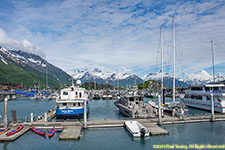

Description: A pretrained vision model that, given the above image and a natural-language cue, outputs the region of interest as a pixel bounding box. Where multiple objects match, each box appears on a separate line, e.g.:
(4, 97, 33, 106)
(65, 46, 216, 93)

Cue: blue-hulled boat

(55, 79, 89, 118)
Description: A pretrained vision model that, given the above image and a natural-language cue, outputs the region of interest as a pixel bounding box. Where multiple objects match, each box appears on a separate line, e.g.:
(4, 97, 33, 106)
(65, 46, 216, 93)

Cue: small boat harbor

(1, 80, 225, 142)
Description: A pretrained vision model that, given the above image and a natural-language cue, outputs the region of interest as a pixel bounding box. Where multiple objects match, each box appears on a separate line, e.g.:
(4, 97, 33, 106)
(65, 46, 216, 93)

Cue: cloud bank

(0, 0, 225, 76)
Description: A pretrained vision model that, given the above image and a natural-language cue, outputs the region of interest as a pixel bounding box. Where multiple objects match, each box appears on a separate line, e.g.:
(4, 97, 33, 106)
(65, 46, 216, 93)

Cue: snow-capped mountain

(0, 46, 71, 88)
(142, 72, 170, 81)
(0, 46, 47, 68)
(143, 72, 189, 88)
(185, 70, 225, 85)
(68, 68, 143, 87)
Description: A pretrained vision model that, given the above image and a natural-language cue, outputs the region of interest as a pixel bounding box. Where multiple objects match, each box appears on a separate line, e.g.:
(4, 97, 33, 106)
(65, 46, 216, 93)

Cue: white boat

(181, 84, 225, 113)
(114, 93, 156, 118)
(124, 121, 150, 137)
(56, 79, 89, 118)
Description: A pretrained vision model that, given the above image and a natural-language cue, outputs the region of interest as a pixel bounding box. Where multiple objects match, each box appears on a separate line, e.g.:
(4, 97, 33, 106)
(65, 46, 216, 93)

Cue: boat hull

(56, 106, 89, 118)
(181, 98, 225, 113)
(48, 127, 55, 137)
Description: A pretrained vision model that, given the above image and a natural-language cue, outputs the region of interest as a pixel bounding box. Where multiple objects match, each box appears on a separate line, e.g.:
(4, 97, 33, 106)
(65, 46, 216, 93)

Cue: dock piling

(31, 113, 33, 122)
(210, 93, 215, 122)
(84, 99, 87, 128)
(44, 113, 47, 122)
(158, 95, 161, 125)
(4, 98, 8, 128)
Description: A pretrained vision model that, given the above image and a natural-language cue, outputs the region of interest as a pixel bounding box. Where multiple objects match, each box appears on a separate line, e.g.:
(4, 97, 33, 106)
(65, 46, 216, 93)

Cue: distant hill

(0, 46, 71, 89)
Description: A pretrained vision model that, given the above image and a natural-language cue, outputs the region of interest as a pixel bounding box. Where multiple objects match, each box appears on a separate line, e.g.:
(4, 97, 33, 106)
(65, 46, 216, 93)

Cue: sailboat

(149, 16, 188, 117)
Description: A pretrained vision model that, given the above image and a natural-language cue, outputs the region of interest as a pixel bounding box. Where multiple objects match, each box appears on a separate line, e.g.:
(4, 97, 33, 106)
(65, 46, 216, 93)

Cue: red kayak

(6, 125, 24, 136)
(0, 128, 10, 135)
(48, 126, 55, 137)
(31, 126, 46, 136)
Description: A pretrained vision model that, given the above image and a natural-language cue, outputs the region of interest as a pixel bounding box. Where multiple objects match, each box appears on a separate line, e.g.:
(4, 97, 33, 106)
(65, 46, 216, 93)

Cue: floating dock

(59, 126, 82, 140)
(0, 126, 30, 141)
(142, 123, 168, 135)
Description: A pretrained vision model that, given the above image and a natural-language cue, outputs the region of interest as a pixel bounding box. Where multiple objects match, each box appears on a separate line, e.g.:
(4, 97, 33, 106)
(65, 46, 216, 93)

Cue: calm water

(0, 97, 224, 150)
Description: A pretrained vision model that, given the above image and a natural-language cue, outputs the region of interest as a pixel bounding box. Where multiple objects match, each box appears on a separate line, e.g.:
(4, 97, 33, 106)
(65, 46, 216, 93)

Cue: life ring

(148, 105, 152, 108)
(75, 95, 78, 98)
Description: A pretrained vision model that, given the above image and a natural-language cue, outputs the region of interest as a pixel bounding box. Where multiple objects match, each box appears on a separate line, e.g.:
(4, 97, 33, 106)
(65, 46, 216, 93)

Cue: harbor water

(0, 97, 224, 150)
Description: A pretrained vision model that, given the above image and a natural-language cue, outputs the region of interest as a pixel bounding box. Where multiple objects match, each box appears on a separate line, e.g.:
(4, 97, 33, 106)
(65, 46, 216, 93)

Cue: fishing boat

(0, 128, 10, 135)
(6, 125, 24, 136)
(48, 126, 55, 137)
(56, 79, 89, 118)
(31, 126, 46, 136)
(114, 92, 156, 118)
(125, 121, 149, 137)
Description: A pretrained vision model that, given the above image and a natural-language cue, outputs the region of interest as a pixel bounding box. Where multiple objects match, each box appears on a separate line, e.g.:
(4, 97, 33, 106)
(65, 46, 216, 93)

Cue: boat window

(63, 103, 67, 106)
(205, 87, 210, 91)
(78, 103, 80, 106)
(129, 98, 134, 101)
(191, 95, 202, 100)
(75, 92, 78, 95)
(207, 96, 211, 100)
(139, 97, 143, 101)
(184, 95, 191, 98)
(63, 92, 68, 95)
(191, 87, 202, 91)
(79, 92, 82, 98)
(73, 103, 76, 106)
(213, 87, 219, 91)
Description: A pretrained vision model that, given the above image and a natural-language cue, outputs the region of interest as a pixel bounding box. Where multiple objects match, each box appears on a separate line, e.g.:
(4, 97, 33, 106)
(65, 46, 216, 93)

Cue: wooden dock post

(4, 98, 8, 128)
(210, 93, 215, 122)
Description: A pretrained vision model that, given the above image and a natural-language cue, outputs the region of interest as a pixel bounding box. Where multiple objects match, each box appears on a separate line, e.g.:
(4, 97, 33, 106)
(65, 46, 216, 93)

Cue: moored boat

(181, 84, 225, 113)
(31, 126, 46, 136)
(6, 125, 24, 136)
(0, 128, 10, 135)
(48, 126, 55, 137)
(56, 79, 89, 118)
(125, 121, 149, 137)
(114, 93, 156, 118)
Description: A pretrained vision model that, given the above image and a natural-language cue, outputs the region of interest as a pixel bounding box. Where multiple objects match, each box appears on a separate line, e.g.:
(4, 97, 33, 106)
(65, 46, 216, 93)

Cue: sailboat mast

(160, 25, 164, 101)
(211, 40, 215, 83)
(172, 16, 176, 102)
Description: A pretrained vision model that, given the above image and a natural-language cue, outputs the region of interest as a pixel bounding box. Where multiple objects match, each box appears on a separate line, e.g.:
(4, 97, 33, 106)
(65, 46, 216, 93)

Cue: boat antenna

(211, 40, 215, 83)
(172, 16, 176, 103)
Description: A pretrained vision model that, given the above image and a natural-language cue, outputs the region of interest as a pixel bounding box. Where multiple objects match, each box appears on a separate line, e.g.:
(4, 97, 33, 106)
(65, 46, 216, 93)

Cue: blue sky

(0, 0, 225, 77)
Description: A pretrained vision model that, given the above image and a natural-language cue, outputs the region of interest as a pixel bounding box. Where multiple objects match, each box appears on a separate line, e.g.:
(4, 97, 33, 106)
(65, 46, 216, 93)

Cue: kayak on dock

(48, 126, 55, 137)
(0, 128, 10, 135)
(31, 126, 46, 136)
(6, 125, 24, 136)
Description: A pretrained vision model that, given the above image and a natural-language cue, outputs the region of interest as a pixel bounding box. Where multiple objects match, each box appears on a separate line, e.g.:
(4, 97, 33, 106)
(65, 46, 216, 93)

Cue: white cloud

(0, 28, 44, 57)
(0, 0, 225, 76)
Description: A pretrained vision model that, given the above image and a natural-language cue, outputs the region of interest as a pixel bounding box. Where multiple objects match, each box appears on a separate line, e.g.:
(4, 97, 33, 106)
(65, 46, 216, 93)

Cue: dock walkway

(0, 126, 30, 141)
(59, 126, 82, 140)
